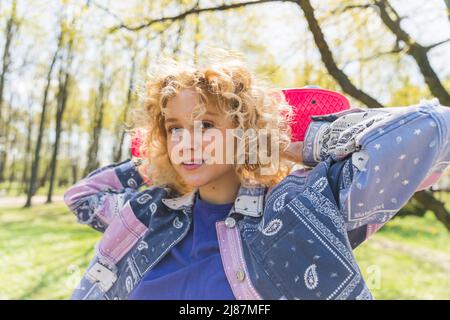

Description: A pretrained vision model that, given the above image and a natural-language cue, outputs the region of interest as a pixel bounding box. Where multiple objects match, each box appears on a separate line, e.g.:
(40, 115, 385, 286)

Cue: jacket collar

(161, 189, 198, 210)
(161, 184, 267, 217)
(232, 183, 266, 217)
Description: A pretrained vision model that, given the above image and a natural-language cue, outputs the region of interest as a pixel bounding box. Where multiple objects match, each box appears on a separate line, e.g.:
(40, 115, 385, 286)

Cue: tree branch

(329, 3, 374, 15)
(414, 190, 450, 232)
(373, 0, 450, 106)
(89, 0, 124, 25)
(109, 0, 295, 32)
(341, 46, 405, 69)
(425, 38, 450, 51)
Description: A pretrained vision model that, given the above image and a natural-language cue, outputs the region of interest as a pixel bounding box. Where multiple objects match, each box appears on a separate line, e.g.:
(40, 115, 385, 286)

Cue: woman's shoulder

(263, 166, 313, 211)
(106, 185, 178, 231)
(128, 184, 175, 208)
(268, 165, 312, 193)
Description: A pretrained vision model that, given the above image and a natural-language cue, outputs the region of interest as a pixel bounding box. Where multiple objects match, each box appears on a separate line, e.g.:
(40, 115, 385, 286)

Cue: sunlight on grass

(355, 212, 450, 299)
(0, 202, 449, 299)
(0, 202, 100, 299)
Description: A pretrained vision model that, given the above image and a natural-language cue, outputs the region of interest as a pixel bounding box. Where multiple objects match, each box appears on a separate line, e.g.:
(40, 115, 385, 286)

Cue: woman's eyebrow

(164, 117, 179, 124)
(204, 111, 219, 117)
(164, 111, 219, 125)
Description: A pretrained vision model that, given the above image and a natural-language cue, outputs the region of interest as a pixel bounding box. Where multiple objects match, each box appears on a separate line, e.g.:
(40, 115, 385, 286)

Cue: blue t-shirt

(129, 193, 235, 300)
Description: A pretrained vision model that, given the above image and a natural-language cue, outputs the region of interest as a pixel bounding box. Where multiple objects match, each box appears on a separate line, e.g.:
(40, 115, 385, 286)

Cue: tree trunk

(113, 50, 136, 163)
(0, 96, 13, 182)
(6, 133, 17, 194)
(38, 160, 51, 189)
(46, 75, 69, 203)
(445, 0, 450, 23)
(0, 0, 16, 125)
(24, 30, 62, 208)
(6, 153, 16, 194)
(0, 1, 17, 182)
(83, 80, 106, 176)
(21, 103, 34, 194)
(414, 190, 450, 232)
(295, 0, 385, 108)
(47, 38, 73, 203)
(113, 131, 127, 163)
(71, 159, 78, 185)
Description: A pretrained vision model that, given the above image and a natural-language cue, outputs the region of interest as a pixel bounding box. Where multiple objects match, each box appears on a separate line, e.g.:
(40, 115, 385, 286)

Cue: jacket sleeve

(318, 99, 450, 247)
(63, 158, 147, 232)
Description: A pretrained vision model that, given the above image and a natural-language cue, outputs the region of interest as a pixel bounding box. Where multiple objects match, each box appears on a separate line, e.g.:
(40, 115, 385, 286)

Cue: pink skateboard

(282, 87, 350, 142)
(131, 87, 351, 158)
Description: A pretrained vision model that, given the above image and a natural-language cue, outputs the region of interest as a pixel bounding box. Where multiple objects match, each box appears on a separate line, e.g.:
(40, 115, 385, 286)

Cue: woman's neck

(198, 171, 240, 205)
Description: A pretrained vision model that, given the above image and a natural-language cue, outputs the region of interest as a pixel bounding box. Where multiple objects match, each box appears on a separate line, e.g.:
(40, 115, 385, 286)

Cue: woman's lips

(181, 160, 204, 171)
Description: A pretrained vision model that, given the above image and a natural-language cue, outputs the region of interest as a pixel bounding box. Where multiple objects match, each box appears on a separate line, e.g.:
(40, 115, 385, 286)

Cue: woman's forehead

(164, 89, 220, 119)
(165, 88, 199, 110)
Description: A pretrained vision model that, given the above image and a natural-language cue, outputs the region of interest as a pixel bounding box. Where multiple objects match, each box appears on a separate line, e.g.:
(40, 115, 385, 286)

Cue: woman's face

(164, 88, 238, 188)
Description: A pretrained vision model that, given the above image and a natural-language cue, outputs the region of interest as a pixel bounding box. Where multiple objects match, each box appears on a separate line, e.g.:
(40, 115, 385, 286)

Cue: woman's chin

(177, 171, 211, 188)
(183, 178, 210, 188)
(174, 163, 236, 189)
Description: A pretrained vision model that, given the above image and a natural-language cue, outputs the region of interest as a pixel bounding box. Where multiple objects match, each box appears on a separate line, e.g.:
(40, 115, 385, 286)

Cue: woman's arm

(305, 99, 450, 247)
(63, 158, 151, 232)
(283, 141, 304, 163)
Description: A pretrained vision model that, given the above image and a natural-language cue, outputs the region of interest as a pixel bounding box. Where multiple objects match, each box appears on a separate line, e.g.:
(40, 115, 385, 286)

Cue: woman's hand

(283, 141, 304, 164)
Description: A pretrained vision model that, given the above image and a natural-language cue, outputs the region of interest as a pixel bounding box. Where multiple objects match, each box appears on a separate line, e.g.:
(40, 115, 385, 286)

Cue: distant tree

(24, 25, 63, 207)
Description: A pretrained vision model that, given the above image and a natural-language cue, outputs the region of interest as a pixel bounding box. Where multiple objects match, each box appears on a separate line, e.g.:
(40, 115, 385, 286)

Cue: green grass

(354, 212, 450, 299)
(0, 202, 100, 300)
(0, 181, 68, 197)
(0, 202, 449, 300)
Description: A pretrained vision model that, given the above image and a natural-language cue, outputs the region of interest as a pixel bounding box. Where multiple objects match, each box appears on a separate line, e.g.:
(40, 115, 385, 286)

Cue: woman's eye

(201, 121, 214, 130)
(167, 127, 182, 134)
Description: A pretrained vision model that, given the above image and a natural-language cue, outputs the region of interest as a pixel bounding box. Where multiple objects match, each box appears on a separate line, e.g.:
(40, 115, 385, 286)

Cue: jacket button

(225, 217, 236, 228)
(236, 269, 246, 282)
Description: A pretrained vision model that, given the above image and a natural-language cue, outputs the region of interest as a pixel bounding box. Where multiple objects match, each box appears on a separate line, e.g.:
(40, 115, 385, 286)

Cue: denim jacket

(64, 99, 450, 300)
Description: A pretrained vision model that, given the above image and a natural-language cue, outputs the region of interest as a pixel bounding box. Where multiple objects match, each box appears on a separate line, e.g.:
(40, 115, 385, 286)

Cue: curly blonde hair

(129, 50, 294, 195)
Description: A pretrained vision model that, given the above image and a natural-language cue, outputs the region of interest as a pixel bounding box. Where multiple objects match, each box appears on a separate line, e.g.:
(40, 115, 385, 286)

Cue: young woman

(64, 52, 450, 300)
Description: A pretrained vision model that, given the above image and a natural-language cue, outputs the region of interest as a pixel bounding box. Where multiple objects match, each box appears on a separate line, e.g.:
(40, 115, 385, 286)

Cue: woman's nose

(180, 128, 203, 151)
